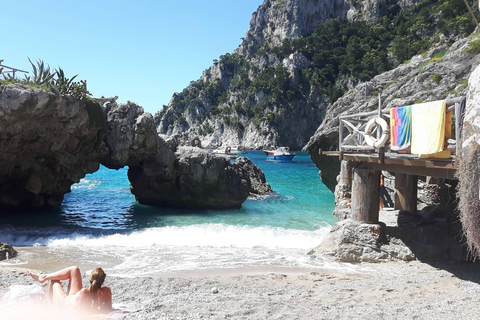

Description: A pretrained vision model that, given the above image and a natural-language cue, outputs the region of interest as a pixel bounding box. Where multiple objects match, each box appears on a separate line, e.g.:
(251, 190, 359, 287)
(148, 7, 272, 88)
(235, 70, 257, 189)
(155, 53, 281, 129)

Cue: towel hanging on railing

(390, 105, 412, 151)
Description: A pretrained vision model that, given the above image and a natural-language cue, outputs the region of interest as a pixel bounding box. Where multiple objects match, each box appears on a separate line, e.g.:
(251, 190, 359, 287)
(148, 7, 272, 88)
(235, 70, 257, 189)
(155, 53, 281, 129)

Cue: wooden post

(394, 173, 417, 212)
(351, 167, 380, 223)
(339, 118, 344, 152)
(339, 160, 353, 185)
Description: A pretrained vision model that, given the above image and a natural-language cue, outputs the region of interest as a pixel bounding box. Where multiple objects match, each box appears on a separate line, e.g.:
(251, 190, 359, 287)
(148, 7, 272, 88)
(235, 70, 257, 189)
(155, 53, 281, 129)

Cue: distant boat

(211, 146, 238, 160)
(263, 147, 296, 161)
(230, 146, 246, 154)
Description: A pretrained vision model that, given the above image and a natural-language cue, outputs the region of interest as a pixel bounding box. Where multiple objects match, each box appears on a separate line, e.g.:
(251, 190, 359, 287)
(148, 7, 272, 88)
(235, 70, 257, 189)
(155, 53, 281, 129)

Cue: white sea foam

(70, 178, 101, 190)
(3, 224, 363, 277)
(47, 223, 331, 249)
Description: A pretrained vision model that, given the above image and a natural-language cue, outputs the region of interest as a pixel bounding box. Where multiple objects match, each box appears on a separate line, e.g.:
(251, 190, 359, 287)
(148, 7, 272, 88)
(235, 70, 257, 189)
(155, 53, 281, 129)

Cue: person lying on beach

(29, 266, 112, 314)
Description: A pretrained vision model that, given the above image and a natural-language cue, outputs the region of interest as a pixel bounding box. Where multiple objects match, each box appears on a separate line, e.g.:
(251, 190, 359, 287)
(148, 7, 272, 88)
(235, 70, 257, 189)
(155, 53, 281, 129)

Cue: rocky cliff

(306, 34, 480, 190)
(305, 31, 480, 263)
(155, 0, 473, 150)
(457, 63, 480, 258)
(0, 84, 106, 211)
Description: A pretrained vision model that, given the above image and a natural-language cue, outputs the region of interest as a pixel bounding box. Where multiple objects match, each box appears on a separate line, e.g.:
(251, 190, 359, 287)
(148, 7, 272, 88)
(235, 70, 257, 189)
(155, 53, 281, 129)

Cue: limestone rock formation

(310, 212, 466, 262)
(306, 35, 480, 189)
(457, 63, 480, 258)
(100, 102, 269, 210)
(0, 83, 106, 211)
(309, 219, 416, 262)
(235, 0, 421, 57)
(128, 147, 252, 209)
(102, 102, 158, 169)
(156, 0, 431, 150)
(235, 157, 272, 194)
(0, 84, 271, 212)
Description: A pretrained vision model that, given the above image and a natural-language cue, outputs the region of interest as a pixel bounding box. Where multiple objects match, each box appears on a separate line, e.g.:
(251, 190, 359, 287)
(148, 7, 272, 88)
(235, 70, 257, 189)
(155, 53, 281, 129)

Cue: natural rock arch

(0, 84, 270, 213)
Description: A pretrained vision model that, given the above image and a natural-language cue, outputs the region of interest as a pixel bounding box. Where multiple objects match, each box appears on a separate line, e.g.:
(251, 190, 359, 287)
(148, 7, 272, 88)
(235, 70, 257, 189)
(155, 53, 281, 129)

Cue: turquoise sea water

(1, 151, 344, 276)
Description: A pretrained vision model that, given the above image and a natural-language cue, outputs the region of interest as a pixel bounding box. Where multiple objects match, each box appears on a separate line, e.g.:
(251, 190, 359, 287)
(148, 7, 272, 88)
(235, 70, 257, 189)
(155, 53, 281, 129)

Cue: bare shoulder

(78, 288, 90, 295)
(100, 286, 111, 293)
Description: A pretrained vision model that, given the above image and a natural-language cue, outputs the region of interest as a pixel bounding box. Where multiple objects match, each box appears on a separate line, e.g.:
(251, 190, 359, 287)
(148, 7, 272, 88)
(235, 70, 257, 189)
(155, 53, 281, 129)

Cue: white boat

(211, 147, 238, 160)
(263, 147, 296, 161)
(230, 146, 246, 154)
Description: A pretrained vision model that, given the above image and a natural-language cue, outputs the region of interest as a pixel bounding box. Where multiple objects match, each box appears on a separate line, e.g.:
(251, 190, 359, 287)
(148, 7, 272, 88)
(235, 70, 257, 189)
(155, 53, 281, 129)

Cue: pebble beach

(2, 260, 480, 319)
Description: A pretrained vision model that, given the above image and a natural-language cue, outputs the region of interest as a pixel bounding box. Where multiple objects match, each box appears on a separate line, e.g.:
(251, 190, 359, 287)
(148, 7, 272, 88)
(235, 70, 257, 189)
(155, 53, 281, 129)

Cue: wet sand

(2, 260, 480, 319)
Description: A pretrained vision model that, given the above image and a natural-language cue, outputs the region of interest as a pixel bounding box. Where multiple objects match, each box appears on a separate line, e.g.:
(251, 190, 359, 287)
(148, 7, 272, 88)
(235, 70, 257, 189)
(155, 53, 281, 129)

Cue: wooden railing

(0, 64, 28, 79)
(338, 97, 465, 157)
(339, 109, 390, 153)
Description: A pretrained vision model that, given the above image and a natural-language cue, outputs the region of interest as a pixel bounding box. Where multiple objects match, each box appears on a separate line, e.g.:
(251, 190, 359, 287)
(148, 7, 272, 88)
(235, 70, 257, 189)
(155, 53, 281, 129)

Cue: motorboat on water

(263, 147, 296, 161)
(211, 146, 238, 160)
(229, 146, 247, 154)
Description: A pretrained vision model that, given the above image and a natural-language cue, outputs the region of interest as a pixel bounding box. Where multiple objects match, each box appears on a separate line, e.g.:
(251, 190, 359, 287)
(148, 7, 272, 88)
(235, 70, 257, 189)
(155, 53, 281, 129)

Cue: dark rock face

(102, 102, 158, 169)
(0, 85, 272, 212)
(129, 147, 252, 209)
(235, 157, 272, 195)
(0, 84, 106, 211)
(102, 103, 271, 209)
(0, 242, 17, 261)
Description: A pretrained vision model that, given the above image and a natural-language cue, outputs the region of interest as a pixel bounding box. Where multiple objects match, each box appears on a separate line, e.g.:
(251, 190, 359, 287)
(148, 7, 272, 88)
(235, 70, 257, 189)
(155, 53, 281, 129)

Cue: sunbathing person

(29, 266, 112, 314)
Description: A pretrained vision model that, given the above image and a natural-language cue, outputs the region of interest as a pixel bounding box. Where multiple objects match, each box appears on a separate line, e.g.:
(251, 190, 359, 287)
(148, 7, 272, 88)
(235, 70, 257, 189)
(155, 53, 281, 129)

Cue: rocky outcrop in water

(129, 147, 253, 209)
(0, 83, 106, 211)
(235, 157, 272, 195)
(0, 85, 271, 212)
(102, 102, 271, 209)
(102, 102, 158, 169)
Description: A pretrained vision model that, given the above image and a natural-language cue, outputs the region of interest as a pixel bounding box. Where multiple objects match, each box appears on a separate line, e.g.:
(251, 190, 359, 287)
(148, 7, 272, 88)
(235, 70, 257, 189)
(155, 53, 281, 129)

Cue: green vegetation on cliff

(0, 58, 91, 100)
(157, 0, 478, 140)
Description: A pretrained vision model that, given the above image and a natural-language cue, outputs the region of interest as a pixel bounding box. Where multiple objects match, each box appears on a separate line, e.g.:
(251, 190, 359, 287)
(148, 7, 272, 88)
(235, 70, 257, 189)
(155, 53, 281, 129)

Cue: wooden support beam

(351, 168, 380, 223)
(395, 173, 418, 212)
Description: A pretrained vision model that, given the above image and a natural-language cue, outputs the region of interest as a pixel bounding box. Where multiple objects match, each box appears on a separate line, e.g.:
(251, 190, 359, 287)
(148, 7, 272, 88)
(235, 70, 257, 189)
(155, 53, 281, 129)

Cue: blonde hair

(89, 268, 106, 304)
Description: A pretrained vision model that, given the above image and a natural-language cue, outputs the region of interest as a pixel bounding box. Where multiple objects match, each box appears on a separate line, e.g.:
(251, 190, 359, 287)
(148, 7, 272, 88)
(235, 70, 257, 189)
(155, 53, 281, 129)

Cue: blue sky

(1, 0, 262, 114)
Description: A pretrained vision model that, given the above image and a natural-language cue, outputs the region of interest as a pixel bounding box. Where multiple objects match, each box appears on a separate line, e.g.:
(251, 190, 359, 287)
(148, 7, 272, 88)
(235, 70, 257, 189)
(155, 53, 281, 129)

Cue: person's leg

(49, 280, 67, 305)
(30, 266, 83, 295)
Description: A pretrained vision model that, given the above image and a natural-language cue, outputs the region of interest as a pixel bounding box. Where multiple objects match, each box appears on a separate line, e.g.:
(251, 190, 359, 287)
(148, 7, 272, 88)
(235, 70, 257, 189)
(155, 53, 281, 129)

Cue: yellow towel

(411, 100, 446, 156)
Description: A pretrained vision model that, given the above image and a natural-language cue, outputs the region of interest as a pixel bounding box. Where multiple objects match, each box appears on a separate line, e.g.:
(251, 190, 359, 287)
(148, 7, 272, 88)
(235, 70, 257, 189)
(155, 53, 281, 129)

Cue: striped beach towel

(390, 105, 412, 151)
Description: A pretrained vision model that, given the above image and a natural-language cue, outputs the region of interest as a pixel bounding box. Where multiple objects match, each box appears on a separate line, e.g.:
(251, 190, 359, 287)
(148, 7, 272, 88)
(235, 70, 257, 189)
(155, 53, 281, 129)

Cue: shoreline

(2, 260, 480, 319)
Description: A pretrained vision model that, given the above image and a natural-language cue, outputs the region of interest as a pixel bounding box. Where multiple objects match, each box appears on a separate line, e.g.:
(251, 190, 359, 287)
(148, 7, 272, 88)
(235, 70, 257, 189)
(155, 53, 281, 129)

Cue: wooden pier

(326, 97, 463, 224)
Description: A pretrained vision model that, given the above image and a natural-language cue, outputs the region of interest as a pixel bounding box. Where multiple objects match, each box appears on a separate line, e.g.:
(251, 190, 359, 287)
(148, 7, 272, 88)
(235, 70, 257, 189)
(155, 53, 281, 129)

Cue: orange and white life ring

(364, 117, 389, 149)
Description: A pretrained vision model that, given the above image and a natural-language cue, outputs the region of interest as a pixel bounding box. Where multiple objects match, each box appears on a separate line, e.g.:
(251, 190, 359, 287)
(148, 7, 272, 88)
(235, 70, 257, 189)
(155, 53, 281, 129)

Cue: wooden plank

(322, 151, 340, 156)
(0, 64, 28, 73)
(368, 162, 456, 180)
(325, 152, 457, 179)
(342, 145, 375, 151)
(340, 110, 390, 120)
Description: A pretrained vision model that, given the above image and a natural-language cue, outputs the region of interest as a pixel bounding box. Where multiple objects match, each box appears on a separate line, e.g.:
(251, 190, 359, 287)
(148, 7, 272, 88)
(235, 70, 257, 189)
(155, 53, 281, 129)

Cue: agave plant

(55, 67, 78, 94)
(27, 58, 56, 85)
